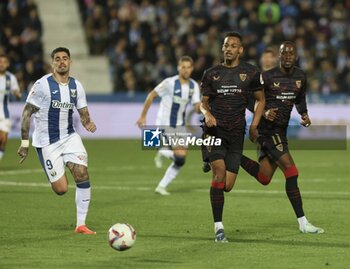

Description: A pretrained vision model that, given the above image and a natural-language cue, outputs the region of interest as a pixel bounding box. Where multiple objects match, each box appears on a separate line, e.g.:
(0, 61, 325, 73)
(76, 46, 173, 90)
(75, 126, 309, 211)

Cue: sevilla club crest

(239, 74, 247, 81)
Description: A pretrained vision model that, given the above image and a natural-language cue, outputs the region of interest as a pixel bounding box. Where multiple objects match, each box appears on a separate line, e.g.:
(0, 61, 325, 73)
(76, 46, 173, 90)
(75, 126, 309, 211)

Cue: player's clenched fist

(264, 108, 278, 121)
(84, 121, 97, 133)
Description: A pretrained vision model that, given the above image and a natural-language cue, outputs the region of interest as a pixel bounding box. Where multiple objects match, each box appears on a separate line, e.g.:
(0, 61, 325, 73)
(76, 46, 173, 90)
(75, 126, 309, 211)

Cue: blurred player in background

(17, 47, 97, 234)
(260, 48, 277, 71)
(244, 48, 278, 117)
(240, 41, 324, 234)
(0, 54, 22, 161)
(200, 32, 265, 242)
(137, 56, 200, 195)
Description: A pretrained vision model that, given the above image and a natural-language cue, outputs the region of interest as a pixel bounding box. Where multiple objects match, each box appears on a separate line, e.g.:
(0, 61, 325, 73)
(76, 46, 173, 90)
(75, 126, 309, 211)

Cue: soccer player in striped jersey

(17, 47, 97, 234)
(0, 54, 22, 160)
(137, 56, 201, 195)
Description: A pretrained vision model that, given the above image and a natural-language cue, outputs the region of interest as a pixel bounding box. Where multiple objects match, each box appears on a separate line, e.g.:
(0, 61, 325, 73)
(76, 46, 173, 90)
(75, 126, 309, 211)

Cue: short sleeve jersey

(0, 71, 20, 119)
(201, 61, 262, 135)
(259, 66, 307, 134)
(26, 73, 87, 147)
(154, 75, 200, 127)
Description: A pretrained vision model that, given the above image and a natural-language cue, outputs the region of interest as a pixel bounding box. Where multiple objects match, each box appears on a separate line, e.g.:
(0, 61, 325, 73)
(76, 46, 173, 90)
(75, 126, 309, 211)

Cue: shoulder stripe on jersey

(3, 73, 11, 118)
(47, 76, 61, 144)
(68, 78, 77, 134)
(170, 79, 181, 127)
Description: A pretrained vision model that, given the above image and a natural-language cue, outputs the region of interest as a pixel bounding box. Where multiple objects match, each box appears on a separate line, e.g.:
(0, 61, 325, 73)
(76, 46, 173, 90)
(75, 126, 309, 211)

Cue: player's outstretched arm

(136, 90, 158, 128)
(200, 96, 216, 127)
(17, 103, 39, 163)
(78, 107, 96, 133)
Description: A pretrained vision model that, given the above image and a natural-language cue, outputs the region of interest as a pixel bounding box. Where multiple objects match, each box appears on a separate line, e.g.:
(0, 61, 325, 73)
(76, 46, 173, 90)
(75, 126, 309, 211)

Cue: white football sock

(158, 163, 180, 188)
(158, 148, 174, 160)
(0, 150, 4, 160)
(297, 216, 308, 228)
(76, 185, 91, 227)
(214, 222, 224, 233)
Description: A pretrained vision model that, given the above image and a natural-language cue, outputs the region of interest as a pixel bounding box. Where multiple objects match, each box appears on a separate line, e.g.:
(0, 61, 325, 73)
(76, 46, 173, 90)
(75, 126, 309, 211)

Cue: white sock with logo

(214, 222, 224, 233)
(297, 216, 308, 228)
(76, 182, 91, 227)
(158, 163, 180, 188)
(159, 148, 174, 160)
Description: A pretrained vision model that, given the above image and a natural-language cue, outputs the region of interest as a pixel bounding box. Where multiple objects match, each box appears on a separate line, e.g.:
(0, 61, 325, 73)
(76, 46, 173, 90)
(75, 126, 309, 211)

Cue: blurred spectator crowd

(77, 0, 350, 100)
(0, 0, 48, 92)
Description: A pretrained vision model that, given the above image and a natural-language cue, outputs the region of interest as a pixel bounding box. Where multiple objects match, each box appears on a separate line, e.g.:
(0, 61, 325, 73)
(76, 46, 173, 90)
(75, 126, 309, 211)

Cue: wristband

(21, 140, 30, 148)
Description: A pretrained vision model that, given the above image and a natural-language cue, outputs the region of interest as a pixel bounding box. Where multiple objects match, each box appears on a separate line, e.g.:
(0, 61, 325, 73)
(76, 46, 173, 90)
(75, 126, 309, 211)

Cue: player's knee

(224, 182, 233, 192)
(257, 172, 271, 186)
(53, 188, 67, 196)
(283, 165, 298, 179)
(174, 155, 186, 167)
(211, 167, 226, 182)
(74, 167, 89, 181)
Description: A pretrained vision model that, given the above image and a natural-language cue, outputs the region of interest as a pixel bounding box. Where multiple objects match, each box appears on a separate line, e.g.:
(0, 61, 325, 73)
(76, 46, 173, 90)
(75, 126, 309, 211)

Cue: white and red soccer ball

(108, 223, 136, 251)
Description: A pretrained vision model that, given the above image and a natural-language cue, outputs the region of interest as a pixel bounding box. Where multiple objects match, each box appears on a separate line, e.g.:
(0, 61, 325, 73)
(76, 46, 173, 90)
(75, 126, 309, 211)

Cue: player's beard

(56, 67, 69, 76)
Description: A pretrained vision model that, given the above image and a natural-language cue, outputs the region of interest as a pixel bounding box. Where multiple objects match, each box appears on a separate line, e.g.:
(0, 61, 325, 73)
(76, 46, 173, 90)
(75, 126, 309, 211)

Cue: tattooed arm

(78, 107, 96, 133)
(17, 103, 39, 163)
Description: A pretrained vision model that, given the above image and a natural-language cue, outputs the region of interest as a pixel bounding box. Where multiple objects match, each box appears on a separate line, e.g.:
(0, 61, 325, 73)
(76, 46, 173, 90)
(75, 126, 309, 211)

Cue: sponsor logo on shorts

(77, 155, 87, 162)
(276, 144, 283, 152)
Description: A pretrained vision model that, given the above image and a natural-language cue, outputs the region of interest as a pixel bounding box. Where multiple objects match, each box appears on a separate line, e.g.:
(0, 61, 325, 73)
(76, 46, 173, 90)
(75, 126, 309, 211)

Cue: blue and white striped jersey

(154, 75, 200, 127)
(0, 71, 19, 120)
(27, 74, 87, 148)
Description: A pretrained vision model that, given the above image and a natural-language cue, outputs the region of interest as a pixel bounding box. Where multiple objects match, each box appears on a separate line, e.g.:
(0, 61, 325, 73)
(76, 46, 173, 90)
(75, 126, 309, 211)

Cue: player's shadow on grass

(128, 257, 183, 264)
(140, 233, 212, 242)
(141, 233, 350, 248)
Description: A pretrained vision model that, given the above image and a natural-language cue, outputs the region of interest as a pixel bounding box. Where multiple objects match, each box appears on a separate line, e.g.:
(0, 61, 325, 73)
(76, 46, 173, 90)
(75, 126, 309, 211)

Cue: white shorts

(36, 133, 88, 183)
(0, 119, 12, 133)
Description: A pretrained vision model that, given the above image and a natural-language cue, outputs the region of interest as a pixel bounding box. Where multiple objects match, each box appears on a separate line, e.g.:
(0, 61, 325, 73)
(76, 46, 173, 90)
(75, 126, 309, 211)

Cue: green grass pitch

(0, 139, 349, 269)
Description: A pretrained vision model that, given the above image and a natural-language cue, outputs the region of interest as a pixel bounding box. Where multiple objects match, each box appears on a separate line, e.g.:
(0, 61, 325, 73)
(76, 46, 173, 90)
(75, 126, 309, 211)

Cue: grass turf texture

(0, 139, 349, 269)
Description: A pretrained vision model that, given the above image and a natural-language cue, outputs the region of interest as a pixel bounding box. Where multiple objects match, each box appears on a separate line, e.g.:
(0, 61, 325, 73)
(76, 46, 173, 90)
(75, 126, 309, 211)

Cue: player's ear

(221, 44, 225, 53)
(239, 45, 244, 55)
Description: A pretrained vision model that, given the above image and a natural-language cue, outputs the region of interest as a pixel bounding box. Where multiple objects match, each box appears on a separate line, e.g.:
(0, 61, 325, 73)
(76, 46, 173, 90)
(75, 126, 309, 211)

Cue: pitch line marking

(0, 180, 349, 196)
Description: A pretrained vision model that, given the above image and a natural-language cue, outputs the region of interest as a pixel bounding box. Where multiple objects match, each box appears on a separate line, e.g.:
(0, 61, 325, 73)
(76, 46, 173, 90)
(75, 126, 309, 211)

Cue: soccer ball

(108, 223, 136, 251)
